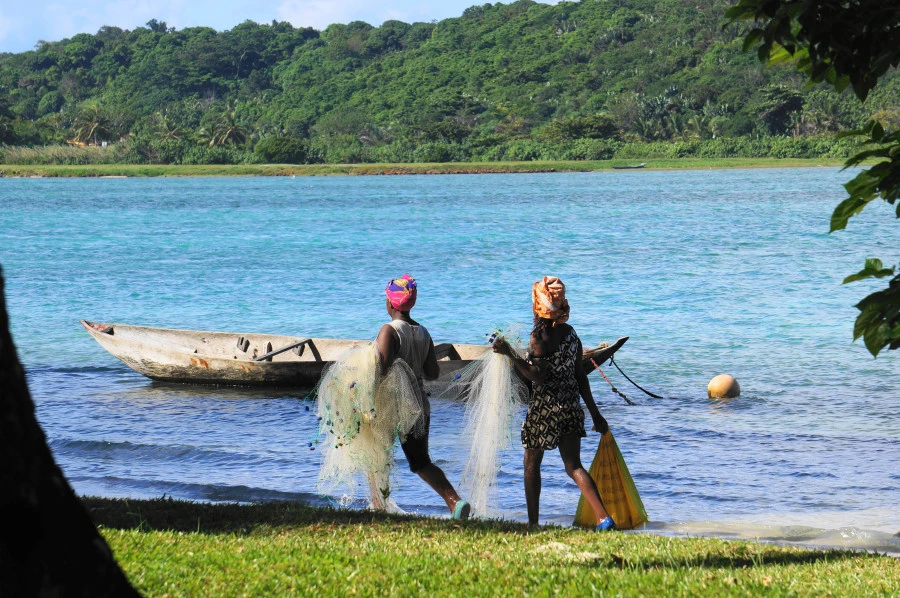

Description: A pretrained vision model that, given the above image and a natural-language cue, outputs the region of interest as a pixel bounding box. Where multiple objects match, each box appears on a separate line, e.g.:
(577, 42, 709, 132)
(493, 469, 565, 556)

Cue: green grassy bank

(0, 158, 847, 178)
(85, 497, 898, 597)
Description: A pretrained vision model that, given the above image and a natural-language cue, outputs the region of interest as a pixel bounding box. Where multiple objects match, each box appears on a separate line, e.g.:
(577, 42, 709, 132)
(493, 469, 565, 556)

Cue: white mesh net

(445, 333, 529, 518)
(315, 343, 425, 511)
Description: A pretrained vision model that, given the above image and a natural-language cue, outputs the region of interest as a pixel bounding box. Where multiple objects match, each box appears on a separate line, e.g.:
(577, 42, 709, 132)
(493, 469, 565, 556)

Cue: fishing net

(573, 431, 648, 530)
(445, 332, 529, 518)
(315, 343, 425, 511)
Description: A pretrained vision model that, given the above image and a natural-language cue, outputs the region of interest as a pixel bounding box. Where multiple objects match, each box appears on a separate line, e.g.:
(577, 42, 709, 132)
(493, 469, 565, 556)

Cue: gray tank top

(388, 320, 432, 397)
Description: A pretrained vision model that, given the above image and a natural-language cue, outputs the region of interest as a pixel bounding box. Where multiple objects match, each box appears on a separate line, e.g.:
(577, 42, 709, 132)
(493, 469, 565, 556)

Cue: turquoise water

(2, 170, 898, 552)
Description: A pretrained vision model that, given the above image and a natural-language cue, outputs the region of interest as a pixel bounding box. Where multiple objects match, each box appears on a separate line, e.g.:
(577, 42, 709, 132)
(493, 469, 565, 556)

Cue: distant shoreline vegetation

(0, 135, 859, 169)
(0, 157, 848, 178)
(1, 0, 897, 167)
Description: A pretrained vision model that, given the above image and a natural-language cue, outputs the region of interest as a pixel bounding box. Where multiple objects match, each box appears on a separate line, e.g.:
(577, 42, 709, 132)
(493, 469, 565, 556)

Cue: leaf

(836, 120, 879, 141)
(830, 194, 872, 232)
(842, 258, 895, 284)
(833, 74, 851, 93)
(843, 167, 884, 192)
(724, 5, 756, 20)
(852, 275, 900, 356)
(863, 324, 888, 357)
(843, 149, 889, 168)
(740, 29, 764, 51)
(768, 45, 796, 65)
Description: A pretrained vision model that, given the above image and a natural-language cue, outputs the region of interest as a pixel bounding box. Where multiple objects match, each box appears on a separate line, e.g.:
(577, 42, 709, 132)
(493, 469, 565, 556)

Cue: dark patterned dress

(521, 327, 586, 450)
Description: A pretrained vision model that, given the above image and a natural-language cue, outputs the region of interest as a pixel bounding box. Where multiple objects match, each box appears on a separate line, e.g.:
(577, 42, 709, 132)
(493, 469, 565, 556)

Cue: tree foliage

(727, 0, 900, 356)
(254, 135, 308, 163)
(0, 1, 896, 166)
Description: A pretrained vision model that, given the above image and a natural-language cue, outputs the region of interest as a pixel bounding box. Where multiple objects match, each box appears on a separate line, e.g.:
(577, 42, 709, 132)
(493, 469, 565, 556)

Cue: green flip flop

(452, 500, 471, 521)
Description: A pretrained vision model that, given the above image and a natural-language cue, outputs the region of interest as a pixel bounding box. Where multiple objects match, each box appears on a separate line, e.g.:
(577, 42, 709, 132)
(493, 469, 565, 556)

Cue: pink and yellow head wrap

(532, 276, 570, 324)
(386, 274, 418, 311)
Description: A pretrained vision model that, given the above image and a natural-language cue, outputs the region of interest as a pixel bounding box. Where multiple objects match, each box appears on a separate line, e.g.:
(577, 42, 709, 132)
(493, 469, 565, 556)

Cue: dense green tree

(36, 90, 63, 116)
(0, 1, 895, 169)
(59, 33, 103, 71)
(254, 135, 308, 163)
(0, 98, 14, 143)
(145, 19, 172, 34)
(728, 0, 900, 356)
(363, 20, 411, 56)
(753, 85, 803, 136)
(539, 113, 618, 141)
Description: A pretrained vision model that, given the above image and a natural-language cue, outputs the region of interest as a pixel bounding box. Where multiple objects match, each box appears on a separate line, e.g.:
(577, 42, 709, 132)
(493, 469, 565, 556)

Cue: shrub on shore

(254, 136, 311, 164)
(0, 135, 857, 168)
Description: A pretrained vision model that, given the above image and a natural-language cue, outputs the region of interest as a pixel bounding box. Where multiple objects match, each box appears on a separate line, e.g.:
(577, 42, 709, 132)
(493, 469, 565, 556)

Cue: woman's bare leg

(401, 430, 464, 513)
(415, 463, 463, 512)
(367, 473, 387, 510)
(524, 448, 544, 526)
(558, 434, 610, 524)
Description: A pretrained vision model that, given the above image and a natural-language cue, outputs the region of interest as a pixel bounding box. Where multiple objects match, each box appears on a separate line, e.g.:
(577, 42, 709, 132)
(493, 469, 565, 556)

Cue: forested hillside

(1, 0, 898, 165)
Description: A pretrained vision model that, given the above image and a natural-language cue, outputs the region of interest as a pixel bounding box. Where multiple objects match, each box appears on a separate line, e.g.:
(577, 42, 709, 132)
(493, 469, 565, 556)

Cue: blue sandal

(452, 500, 471, 521)
(595, 516, 616, 532)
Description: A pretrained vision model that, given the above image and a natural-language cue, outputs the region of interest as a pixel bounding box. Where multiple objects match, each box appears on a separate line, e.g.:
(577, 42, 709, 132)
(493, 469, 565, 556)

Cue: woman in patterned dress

(492, 276, 615, 531)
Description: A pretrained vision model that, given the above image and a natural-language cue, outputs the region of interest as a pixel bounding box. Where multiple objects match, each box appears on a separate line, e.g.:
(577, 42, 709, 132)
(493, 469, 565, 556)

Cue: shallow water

(2, 170, 898, 553)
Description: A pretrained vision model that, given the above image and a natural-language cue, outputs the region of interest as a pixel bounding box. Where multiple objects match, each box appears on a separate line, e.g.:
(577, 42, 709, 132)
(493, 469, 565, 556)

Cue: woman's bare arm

(574, 337, 608, 433)
(374, 324, 399, 375)
(422, 341, 440, 380)
(491, 335, 547, 385)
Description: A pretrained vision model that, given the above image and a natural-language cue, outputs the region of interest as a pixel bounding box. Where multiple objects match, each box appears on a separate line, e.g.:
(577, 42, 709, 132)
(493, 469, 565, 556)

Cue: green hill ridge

(1, 0, 898, 165)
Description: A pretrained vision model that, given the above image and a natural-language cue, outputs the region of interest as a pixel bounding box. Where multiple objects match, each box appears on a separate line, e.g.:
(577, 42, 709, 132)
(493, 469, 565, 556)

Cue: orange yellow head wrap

(532, 276, 570, 324)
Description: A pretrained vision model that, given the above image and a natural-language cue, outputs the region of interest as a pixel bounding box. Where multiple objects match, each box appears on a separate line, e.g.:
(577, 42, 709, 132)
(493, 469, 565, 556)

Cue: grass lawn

(85, 497, 899, 597)
(0, 158, 847, 178)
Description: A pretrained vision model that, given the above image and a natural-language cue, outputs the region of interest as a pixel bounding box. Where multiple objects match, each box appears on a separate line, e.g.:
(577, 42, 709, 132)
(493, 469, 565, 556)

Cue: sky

(0, 1, 559, 54)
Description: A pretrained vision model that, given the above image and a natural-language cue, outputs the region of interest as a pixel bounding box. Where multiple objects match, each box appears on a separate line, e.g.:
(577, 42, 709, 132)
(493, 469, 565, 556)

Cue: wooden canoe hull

(80, 320, 489, 388)
(81, 320, 628, 389)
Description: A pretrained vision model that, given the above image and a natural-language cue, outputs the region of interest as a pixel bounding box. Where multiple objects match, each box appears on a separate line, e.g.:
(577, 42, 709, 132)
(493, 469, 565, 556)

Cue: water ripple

(3, 171, 898, 552)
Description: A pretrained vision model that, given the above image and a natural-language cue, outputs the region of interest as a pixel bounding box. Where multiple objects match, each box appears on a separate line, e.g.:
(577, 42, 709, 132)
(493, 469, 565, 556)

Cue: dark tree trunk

(0, 267, 142, 597)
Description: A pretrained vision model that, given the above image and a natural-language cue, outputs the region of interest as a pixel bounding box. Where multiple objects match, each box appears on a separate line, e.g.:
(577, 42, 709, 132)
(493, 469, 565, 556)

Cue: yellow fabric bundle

(573, 431, 648, 530)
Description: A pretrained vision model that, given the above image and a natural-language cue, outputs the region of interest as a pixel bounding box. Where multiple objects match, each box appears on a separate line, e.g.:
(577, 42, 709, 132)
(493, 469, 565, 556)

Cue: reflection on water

(646, 508, 900, 556)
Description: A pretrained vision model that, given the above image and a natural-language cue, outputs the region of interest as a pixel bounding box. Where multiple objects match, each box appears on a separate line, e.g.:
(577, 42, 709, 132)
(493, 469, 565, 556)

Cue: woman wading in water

(375, 274, 470, 520)
(492, 276, 615, 531)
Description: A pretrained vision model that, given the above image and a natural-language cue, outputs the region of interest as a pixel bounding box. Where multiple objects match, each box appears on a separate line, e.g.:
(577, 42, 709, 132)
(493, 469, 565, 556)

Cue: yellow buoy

(708, 374, 740, 398)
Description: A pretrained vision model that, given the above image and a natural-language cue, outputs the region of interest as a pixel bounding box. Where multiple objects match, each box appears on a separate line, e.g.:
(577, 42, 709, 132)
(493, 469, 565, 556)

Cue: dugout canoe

(80, 320, 627, 388)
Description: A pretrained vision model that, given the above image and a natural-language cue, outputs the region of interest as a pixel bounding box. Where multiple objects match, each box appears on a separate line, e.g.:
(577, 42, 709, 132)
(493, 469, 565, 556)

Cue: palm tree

(686, 115, 710, 140)
(215, 101, 248, 146)
(196, 123, 219, 147)
(708, 116, 727, 139)
(198, 102, 248, 147)
(666, 113, 685, 139)
(72, 104, 112, 145)
(217, 120, 247, 146)
(151, 111, 184, 141)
